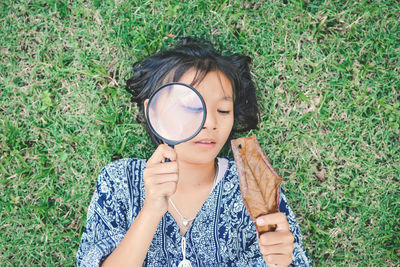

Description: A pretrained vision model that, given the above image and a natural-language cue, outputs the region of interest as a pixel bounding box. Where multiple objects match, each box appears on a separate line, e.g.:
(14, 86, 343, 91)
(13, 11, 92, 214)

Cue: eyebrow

(221, 96, 233, 101)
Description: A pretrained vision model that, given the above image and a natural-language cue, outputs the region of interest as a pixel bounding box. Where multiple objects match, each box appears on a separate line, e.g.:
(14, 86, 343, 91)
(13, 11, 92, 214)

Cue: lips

(194, 138, 216, 147)
(195, 138, 216, 143)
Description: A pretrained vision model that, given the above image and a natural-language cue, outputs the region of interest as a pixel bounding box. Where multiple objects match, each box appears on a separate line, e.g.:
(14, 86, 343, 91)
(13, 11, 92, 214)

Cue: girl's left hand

(256, 212, 294, 267)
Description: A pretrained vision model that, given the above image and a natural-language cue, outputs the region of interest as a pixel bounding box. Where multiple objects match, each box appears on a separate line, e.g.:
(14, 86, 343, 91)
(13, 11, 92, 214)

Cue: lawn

(0, 0, 399, 266)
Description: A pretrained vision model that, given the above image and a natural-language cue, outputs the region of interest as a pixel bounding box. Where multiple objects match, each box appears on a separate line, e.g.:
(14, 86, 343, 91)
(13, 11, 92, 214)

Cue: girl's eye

(182, 105, 203, 113)
(218, 110, 230, 114)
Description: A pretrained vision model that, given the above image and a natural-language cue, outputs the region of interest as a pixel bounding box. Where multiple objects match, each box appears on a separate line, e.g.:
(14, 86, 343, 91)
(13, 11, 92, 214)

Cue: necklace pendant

(178, 259, 192, 267)
(182, 218, 189, 227)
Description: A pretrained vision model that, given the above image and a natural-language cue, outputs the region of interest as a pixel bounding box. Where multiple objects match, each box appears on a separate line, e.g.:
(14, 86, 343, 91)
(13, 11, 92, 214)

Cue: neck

(175, 158, 217, 192)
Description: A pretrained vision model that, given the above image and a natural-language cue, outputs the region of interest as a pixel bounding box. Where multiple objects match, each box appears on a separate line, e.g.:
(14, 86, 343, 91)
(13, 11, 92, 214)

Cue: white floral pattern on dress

(77, 158, 311, 266)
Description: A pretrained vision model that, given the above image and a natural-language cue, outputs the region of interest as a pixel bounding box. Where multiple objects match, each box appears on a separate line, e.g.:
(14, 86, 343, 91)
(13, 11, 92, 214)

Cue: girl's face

(174, 68, 234, 165)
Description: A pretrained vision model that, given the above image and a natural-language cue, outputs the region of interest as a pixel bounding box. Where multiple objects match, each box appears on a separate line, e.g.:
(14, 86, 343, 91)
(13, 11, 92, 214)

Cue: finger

(259, 231, 294, 246)
(263, 254, 293, 266)
(259, 243, 294, 256)
(145, 173, 178, 185)
(159, 181, 178, 197)
(147, 144, 177, 165)
(147, 181, 177, 197)
(256, 212, 289, 232)
(145, 161, 179, 175)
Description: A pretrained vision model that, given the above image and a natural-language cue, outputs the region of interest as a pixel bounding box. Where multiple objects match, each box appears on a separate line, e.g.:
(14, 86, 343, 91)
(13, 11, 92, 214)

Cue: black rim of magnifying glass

(145, 82, 207, 146)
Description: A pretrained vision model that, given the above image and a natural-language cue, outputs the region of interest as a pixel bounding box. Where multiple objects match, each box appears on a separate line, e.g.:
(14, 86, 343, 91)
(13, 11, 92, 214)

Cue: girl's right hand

(142, 144, 178, 216)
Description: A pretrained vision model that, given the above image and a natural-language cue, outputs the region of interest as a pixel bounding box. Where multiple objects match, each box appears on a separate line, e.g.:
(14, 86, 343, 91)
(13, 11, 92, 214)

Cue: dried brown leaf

(231, 135, 283, 234)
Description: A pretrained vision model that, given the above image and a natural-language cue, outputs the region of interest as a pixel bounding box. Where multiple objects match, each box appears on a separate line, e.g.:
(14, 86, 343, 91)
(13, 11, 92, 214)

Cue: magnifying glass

(146, 82, 207, 147)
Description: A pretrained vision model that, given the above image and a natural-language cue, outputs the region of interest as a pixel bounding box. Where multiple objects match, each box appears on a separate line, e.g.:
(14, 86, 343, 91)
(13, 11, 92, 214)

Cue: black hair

(125, 37, 260, 146)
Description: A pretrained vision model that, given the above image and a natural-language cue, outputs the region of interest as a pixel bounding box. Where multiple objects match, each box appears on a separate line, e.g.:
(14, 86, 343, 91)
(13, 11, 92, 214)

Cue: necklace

(168, 160, 219, 228)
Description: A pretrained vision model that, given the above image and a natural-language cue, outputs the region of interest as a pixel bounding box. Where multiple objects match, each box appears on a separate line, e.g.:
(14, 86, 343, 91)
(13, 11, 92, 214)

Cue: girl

(77, 38, 310, 266)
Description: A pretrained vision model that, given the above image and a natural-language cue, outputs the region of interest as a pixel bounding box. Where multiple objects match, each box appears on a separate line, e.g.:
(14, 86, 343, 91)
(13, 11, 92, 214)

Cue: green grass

(0, 0, 399, 265)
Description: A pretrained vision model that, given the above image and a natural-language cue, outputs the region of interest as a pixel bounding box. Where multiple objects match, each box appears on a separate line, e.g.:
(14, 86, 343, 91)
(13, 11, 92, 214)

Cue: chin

(178, 150, 219, 165)
(175, 141, 224, 165)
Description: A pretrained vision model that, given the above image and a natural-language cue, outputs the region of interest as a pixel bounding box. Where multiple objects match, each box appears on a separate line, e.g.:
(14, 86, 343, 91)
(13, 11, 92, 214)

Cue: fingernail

(256, 218, 264, 225)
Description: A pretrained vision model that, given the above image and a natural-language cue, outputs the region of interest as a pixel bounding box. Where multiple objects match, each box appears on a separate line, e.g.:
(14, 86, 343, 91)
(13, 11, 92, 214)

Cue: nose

(202, 110, 217, 130)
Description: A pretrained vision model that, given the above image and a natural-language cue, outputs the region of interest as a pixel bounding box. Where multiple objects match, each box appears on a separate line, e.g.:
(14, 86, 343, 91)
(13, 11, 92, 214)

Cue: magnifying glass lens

(147, 83, 206, 145)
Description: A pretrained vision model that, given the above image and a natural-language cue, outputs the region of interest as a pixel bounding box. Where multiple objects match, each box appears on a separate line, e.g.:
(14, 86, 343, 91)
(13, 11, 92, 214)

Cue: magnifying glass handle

(165, 144, 174, 162)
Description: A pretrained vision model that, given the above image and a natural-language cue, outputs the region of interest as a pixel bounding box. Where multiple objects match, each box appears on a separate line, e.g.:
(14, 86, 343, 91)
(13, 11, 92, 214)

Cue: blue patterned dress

(77, 157, 310, 266)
